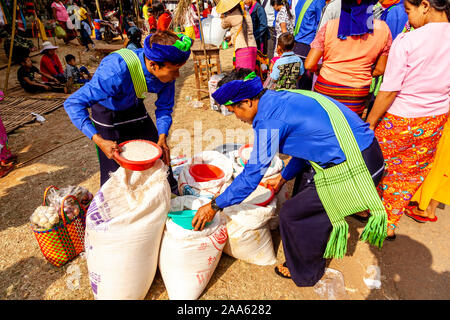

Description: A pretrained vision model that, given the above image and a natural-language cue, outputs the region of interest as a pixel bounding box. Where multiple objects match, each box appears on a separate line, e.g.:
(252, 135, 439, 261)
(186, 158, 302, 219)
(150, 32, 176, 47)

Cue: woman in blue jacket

(192, 68, 388, 287)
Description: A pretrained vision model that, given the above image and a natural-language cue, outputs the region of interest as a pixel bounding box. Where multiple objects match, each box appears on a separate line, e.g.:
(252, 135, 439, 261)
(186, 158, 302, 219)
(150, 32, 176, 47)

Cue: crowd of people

(1, 0, 449, 291)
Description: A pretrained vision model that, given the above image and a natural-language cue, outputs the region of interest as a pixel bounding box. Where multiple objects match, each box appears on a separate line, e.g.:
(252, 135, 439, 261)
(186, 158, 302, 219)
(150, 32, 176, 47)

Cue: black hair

(65, 54, 76, 63)
(151, 2, 165, 19)
(270, 0, 293, 20)
(277, 32, 295, 51)
(19, 55, 30, 64)
(406, 0, 450, 20)
(217, 68, 267, 104)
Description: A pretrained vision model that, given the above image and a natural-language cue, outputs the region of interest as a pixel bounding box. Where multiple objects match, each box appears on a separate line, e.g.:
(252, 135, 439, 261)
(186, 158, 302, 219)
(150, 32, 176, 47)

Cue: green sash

(294, 0, 314, 36)
(113, 48, 148, 99)
(94, 49, 148, 162)
(282, 89, 387, 259)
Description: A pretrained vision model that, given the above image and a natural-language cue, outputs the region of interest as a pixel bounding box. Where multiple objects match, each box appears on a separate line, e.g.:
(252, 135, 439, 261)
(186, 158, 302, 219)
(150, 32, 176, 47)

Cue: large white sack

(85, 160, 171, 300)
(159, 196, 228, 300)
(268, 184, 291, 230)
(178, 150, 233, 198)
(221, 199, 277, 266)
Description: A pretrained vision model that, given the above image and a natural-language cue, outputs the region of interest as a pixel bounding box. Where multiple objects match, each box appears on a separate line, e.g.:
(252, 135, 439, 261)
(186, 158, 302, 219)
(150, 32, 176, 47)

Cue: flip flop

(405, 209, 438, 223)
(274, 262, 291, 279)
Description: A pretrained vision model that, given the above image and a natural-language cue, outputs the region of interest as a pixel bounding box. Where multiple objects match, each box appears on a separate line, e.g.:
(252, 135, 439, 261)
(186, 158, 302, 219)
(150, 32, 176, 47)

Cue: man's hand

(192, 202, 217, 231)
(92, 134, 121, 161)
(263, 174, 287, 194)
(43, 85, 52, 91)
(157, 134, 170, 165)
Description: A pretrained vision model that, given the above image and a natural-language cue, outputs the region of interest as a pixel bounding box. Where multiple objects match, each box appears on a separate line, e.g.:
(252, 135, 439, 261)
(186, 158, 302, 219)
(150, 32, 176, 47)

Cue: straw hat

(216, 0, 242, 13)
(40, 41, 59, 53)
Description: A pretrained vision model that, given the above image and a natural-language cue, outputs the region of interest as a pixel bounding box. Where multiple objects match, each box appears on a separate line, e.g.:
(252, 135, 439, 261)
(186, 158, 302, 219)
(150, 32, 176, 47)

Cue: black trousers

(91, 100, 178, 192)
(279, 138, 385, 287)
(267, 27, 276, 61)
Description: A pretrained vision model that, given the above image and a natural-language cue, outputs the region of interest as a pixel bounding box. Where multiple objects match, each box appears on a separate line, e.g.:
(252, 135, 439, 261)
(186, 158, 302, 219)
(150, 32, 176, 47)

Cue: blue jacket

(64, 48, 175, 139)
(249, 2, 269, 43)
(292, 0, 326, 45)
(380, 0, 408, 40)
(215, 90, 375, 209)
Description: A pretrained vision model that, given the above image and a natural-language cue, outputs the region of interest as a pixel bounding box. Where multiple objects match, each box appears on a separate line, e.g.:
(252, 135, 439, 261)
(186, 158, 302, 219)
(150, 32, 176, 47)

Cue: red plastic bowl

(113, 140, 162, 171)
(238, 143, 253, 165)
(189, 164, 225, 182)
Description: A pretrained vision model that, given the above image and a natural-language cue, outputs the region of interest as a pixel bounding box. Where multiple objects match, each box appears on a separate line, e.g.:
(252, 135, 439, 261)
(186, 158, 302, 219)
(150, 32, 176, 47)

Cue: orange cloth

(380, 0, 400, 8)
(375, 112, 448, 227)
(157, 12, 172, 31)
(317, 19, 392, 88)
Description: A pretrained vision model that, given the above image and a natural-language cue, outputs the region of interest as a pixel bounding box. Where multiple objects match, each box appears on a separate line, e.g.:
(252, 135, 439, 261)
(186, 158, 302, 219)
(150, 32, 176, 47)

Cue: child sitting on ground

(266, 33, 304, 90)
(17, 56, 67, 93)
(64, 54, 91, 92)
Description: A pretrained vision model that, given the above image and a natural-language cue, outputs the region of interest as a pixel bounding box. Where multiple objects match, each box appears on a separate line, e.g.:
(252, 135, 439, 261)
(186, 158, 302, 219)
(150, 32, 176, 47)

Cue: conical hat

(216, 0, 242, 14)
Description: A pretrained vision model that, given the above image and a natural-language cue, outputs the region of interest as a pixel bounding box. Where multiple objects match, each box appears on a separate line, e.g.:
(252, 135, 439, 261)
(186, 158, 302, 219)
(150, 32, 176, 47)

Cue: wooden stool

(191, 43, 221, 101)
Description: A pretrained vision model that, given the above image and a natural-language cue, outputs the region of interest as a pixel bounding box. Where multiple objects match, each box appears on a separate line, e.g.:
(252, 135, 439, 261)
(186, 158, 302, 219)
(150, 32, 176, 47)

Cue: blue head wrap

(144, 33, 192, 64)
(338, 0, 378, 40)
(212, 72, 264, 106)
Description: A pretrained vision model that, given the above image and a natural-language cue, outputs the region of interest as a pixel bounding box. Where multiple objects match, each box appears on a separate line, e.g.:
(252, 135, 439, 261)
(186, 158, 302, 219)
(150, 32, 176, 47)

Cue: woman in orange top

(151, 2, 172, 32)
(305, 0, 392, 117)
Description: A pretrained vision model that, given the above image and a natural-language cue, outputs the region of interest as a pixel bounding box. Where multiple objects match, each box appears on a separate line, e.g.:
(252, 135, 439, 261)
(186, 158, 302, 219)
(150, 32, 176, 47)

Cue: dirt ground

(0, 36, 449, 300)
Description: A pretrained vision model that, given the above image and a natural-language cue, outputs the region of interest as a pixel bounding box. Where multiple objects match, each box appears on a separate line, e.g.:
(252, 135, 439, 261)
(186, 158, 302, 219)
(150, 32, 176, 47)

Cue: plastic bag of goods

(45, 185, 93, 218)
(178, 150, 233, 198)
(30, 205, 60, 231)
(84, 160, 171, 300)
(159, 195, 228, 300)
(222, 185, 277, 266)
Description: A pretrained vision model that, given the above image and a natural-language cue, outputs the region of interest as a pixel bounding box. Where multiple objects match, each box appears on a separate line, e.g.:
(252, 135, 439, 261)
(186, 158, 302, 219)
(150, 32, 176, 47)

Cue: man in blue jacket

(192, 68, 386, 287)
(64, 30, 192, 188)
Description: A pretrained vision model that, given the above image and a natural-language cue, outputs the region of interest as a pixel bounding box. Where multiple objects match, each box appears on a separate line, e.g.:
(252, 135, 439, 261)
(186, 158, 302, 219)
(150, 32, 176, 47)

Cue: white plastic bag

(178, 151, 233, 198)
(231, 150, 285, 179)
(85, 160, 171, 300)
(221, 198, 277, 266)
(202, 15, 227, 47)
(159, 196, 228, 300)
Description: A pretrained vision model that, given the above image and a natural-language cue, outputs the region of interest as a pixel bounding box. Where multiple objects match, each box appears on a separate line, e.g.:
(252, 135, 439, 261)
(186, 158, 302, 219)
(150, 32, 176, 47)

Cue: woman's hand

(192, 202, 217, 231)
(157, 134, 170, 165)
(263, 174, 286, 194)
(92, 134, 121, 161)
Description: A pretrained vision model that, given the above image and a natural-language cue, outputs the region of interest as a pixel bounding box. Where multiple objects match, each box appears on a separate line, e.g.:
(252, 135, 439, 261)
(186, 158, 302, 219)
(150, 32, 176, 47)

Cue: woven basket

(31, 186, 88, 267)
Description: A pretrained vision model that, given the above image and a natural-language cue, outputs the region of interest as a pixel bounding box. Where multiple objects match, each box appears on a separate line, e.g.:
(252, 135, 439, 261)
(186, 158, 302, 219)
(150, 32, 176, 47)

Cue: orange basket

(31, 186, 88, 267)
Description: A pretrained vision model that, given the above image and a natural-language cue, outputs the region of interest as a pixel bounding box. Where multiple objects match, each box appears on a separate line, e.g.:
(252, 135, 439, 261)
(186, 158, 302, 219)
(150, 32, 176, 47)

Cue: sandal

(405, 206, 438, 223)
(274, 262, 291, 279)
(0, 163, 15, 178)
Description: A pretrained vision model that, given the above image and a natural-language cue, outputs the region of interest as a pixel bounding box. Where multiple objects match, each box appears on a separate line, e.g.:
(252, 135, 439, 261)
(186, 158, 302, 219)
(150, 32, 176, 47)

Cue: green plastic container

(168, 210, 212, 230)
(222, 41, 229, 50)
